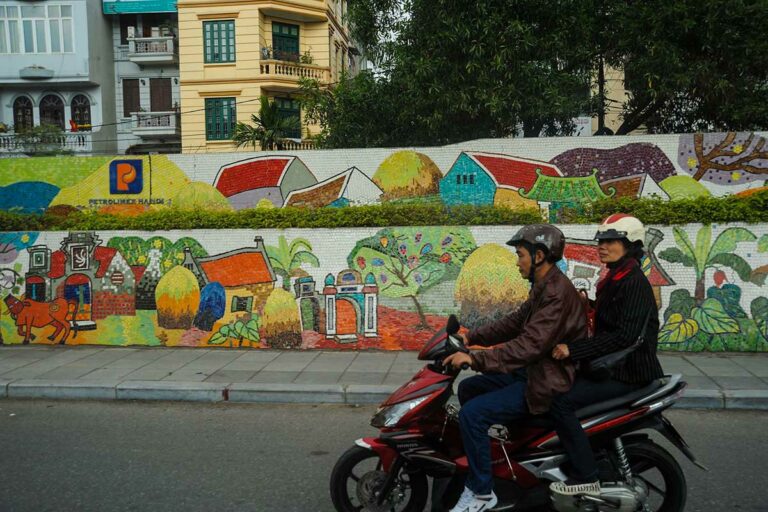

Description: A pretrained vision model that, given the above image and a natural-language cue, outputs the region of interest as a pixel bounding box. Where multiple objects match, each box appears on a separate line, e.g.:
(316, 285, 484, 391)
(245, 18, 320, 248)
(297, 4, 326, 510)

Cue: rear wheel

(623, 440, 686, 512)
(330, 445, 429, 512)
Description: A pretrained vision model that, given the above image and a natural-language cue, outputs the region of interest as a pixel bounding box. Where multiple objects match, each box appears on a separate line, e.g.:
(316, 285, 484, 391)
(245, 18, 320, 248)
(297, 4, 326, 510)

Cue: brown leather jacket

(467, 266, 587, 414)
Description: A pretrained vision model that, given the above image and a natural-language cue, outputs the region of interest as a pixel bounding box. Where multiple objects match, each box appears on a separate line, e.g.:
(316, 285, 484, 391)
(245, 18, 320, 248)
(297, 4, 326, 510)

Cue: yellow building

(177, 0, 357, 152)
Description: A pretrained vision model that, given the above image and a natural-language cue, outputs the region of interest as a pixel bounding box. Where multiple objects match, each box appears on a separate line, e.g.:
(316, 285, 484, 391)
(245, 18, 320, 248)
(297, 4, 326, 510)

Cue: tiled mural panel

(1, 224, 767, 352)
(1, 132, 768, 216)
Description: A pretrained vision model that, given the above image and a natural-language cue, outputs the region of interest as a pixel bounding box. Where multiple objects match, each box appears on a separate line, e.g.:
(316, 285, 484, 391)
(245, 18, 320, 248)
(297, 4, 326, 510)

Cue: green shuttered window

(205, 97, 236, 140)
(276, 98, 301, 139)
(272, 22, 299, 62)
(203, 20, 235, 63)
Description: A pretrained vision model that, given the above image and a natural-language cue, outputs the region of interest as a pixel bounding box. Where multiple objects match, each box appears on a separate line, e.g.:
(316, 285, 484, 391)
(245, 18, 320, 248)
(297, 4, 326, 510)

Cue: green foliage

(751, 297, 768, 343)
(0, 203, 543, 231)
(691, 298, 740, 335)
(658, 313, 699, 344)
(106, 236, 208, 275)
(232, 96, 301, 150)
(208, 317, 261, 347)
(707, 284, 747, 319)
(266, 236, 320, 290)
(664, 289, 697, 321)
(15, 124, 73, 156)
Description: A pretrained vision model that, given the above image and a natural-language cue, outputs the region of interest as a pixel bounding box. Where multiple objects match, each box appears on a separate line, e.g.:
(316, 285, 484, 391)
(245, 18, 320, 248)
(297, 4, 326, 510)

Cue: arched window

(13, 97, 34, 132)
(39, 94, 65, 129)
(71, 95, 91, 127)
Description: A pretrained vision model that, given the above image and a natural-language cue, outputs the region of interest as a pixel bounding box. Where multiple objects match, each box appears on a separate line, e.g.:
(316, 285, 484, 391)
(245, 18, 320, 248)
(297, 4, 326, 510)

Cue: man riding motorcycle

(443, 224, 587, 512)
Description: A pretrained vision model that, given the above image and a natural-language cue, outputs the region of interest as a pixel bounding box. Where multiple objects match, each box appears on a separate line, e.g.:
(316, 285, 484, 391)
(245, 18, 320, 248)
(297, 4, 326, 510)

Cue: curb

(0, 380, 767, 410)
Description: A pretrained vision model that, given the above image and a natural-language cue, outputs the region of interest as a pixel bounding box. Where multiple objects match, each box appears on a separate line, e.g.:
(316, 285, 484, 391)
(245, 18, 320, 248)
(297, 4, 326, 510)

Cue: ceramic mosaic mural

(1, 224, 767, 352)
(1, 132, 768, 217)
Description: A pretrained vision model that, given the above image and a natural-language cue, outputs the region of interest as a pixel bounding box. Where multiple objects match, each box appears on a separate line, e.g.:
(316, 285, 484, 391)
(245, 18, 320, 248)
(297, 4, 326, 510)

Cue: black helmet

(506, 224, 565, 262)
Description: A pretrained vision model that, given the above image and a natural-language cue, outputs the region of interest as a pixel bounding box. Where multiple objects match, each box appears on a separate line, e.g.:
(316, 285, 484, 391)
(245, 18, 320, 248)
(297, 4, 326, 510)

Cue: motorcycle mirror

(446, 314, 460, 335)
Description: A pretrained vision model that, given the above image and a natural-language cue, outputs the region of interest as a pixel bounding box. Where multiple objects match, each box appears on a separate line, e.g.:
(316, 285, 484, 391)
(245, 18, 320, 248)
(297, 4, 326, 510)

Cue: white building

(0, 0, 117, 155)
(103, 0, 180, 154)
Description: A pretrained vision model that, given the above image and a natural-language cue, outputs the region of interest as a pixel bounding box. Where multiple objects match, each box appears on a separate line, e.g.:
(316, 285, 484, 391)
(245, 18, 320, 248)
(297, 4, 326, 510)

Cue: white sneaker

(549, 480, 601, 496)
(450, 486, 498, 512)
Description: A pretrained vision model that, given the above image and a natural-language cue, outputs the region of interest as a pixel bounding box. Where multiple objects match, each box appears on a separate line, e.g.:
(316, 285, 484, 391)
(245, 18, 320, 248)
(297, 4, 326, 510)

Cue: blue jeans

(457, 370, 529, 495)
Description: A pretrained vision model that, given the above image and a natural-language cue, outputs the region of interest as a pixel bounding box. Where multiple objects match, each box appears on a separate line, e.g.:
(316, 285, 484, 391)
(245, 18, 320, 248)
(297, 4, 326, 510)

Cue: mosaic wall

(1, 132, 768, 218)
(1, 224, 767, 352)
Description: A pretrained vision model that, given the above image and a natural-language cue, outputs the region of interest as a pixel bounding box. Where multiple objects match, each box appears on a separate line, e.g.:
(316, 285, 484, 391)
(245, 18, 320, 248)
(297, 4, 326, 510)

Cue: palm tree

(660, 225, 756, 304)
(232, 96, 301, 150)
(266, 236, 320, 291)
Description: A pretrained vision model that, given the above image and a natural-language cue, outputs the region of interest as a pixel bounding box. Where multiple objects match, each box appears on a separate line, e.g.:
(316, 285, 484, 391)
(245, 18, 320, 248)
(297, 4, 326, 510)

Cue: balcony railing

(130, 111, 180, 137)
(127, 36, 177, 64)
(279, 139, 315, 150)
(0, 132, 92, 154)
(260, 60, 330, 82)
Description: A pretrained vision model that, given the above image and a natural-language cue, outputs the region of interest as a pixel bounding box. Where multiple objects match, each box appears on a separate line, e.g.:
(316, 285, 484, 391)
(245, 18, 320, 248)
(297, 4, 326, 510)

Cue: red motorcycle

(330, 315, 704, 512)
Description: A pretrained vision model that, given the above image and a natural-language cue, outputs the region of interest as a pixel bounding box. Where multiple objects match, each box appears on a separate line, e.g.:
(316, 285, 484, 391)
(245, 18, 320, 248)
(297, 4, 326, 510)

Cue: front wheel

(330, 445, 428, 512)
(624, 440, 687, 512)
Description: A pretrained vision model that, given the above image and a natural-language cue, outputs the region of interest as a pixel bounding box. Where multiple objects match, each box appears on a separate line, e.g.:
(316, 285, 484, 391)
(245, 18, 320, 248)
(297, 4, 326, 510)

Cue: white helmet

(595, 214, 645, 244)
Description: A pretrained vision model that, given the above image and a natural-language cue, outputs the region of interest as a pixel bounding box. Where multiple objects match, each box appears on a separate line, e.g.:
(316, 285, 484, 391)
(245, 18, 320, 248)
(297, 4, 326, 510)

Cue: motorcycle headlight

(371, 396, 430, 428)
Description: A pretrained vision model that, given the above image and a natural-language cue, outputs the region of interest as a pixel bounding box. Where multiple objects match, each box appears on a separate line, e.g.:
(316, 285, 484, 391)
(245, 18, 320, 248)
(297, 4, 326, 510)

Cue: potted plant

(300, 48, 314, 65)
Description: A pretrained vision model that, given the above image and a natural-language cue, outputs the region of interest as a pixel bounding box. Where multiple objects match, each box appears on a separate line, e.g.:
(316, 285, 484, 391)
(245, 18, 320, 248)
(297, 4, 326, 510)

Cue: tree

(454, 244, 529, 329)
(265, 236, 320, 291)
(606, 0, 768, 134)
(155, 266, 200, 329)
(232, 95, 301, 150)
(659, 225, 756, 304)
(261, 288, 302, 349)
(325, 0, 596, 145)
(348, 227, 476, 329)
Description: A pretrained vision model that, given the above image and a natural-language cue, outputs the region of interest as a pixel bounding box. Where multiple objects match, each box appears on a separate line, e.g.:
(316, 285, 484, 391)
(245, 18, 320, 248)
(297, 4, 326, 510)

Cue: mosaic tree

(261, 288, 302, 349)
(155, 266, 200, 329)
(678, 132, 768, 184)
(372, 151, 442, 201)
(454, 244, 529, 329)
(107, 236, 208, 276)
(348, 227, 476, 329)
(659, 225, 756, 304)
(265, 236, 320, 291)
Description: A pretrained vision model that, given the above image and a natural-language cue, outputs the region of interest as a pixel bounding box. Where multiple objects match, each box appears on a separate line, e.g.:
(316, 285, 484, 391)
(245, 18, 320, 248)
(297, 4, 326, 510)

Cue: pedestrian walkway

(0, 346, 766, 409)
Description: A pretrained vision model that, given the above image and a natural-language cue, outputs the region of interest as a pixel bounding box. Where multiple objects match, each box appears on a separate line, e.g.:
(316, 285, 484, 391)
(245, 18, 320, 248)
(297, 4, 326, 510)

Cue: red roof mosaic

(471, 153, 562, 191)
(199, 251, 274, 287)
(214, 157, 292, 197)
(563, 242, 671, 287)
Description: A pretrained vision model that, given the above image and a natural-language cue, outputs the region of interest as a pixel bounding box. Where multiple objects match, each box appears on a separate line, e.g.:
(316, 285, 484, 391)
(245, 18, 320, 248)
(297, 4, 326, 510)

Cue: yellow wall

(178, 0, 349, 152)
(591, 64, 632, 135)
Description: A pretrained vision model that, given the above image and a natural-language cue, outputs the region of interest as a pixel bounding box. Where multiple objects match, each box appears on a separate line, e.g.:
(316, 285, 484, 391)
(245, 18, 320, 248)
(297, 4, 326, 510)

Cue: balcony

(127, 36, 177, 65)
(259, 59, 330, 86)
(130, 112, 180, 138)
(0, 132, 92, 154)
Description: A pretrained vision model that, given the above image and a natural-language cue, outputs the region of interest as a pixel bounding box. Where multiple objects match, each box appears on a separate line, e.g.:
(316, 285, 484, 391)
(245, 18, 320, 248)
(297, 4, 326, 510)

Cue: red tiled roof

(48, 247, 117, 279)
(94, 247, 117, 278)
(472, 153, 562, 191)
(131, 265, 146, 282)
(563, 241, 671, 287)
(214, 157, 292, 197)
(199, 251, 274, 287)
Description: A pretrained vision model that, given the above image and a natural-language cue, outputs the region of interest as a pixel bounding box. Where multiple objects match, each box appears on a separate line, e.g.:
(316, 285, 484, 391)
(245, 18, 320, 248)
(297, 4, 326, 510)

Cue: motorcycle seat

(514, 377, 668, 430)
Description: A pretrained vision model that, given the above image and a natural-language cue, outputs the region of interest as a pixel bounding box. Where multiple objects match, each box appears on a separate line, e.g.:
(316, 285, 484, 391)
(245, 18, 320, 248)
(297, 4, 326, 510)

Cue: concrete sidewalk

(1, 346, 767, 409)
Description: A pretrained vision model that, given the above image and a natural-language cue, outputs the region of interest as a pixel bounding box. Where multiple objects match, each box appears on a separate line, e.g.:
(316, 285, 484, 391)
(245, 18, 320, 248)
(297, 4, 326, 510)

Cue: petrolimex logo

(109, 159, 143, 194)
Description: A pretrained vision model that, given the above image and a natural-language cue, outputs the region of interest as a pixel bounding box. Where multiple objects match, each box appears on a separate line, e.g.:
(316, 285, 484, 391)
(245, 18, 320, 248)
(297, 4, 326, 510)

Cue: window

(40, 95, 65, 129)
(119, 14, 136, 44)
(0, 4, 74, 54)
(203, 20, 234, 63)
(205, 97, 236, 140)
(275, 97, 301, 139)
(231, 296, 253, 312)
(122, 78, 140, 118)
(71, 95, 91, 126)
(149, 78, 172, 112)
(13, 96, 33, 131)
(272, 22, 299, 62)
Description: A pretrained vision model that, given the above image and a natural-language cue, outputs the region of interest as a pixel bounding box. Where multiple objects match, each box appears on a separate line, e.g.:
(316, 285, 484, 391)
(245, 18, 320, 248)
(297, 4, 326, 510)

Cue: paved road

(0, 400, 765, 512)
